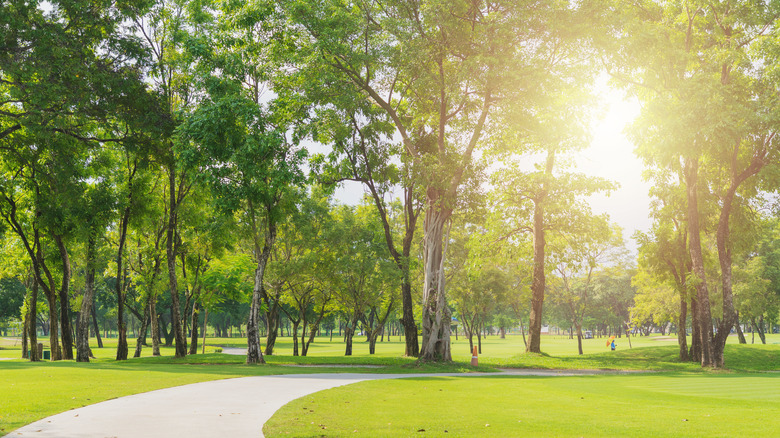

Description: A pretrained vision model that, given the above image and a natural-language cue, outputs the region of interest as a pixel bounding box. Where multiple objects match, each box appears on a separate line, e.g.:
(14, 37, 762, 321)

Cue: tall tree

(285, 0, 578, 361)
(600, 0, 780, 367)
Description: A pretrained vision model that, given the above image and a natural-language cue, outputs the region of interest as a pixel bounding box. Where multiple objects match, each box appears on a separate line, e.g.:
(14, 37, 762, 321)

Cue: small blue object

(610, 340, 616, 351)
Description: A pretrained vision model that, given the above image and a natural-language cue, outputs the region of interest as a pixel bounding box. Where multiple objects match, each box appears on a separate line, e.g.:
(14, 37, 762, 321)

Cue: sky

(330, 81, 652, 256)
(574, 83, 651, 253)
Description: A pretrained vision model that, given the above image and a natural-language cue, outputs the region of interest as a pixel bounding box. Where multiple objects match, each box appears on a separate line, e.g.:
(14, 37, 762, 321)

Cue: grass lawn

(1, 333, 778, 436)
(264, 373, 780, 437)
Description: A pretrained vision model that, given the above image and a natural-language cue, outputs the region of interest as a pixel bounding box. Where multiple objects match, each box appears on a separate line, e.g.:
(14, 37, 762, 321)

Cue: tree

(327, 204, 397, 356)
(548, 219, 624, 355)
(634, 167, 695, 361)
(75, 182, 115, 362)
(284, 0, 579, 361)
(599, 0, 780, 368)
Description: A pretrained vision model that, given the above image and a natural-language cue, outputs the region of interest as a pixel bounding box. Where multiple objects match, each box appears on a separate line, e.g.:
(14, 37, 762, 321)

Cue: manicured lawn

(1, 333, 778, 436)
(264, 373, 780, 437)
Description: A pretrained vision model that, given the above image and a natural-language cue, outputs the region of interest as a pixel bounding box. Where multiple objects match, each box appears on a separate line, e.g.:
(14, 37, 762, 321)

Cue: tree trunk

(344, 327, 352, 355)
(527, 150, 554, 354)
(420, 205, 452, 361)
(735, 314, 746, 344)
(133, 304, 150, 358)
(76, 236, 97, 362)
(678, 297, 689, 361)
(188, 301, 199, 355)
(291, 320, 300, 356)
(201, 309, 209, 354)
(150, 298, 161, 356)
(115, 197, 132, 361)
(53, 235, 74, 360)
(264, 303, 280, 356)
(302, 305, 328, 357)
(684, 159, 715, 367)
(400, 280, 419, 357)
(576, 324, 583, 355)
(166, 165, 187, 358)
(44, 287, 60, 361)
(91, 306, 103, 348)
(520, 318, 527, 348)
(368, 330, 378, 354)
(753, 316, 766, 344)
(25, 280, 40, 361)
(247, 208, 276, 364)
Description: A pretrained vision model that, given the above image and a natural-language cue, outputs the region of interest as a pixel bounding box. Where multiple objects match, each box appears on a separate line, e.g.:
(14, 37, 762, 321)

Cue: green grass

(1, 333, 778, 436)
(264, 373, 780, 437)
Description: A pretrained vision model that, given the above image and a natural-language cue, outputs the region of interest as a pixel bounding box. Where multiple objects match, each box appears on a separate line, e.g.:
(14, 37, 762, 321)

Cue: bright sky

(575, 82, 651, 254)
(331, 81, 652, 256)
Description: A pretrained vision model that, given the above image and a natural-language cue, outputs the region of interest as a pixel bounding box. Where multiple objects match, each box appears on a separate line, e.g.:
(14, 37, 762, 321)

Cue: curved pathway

(10, 369, 610, 437)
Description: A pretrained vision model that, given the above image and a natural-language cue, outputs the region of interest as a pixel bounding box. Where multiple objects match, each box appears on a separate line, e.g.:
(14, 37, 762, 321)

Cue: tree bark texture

(684, 159, 715, 367)
(53, 235, 74, 360)
(420, 204, 452, 361)
(264, 304, 280, 355)
(25, 280, 39, 361)
(166, 165, 187, 358)
(247, 217, 275, 364)
(134, 302, 150, 358)
(91, 306, 103, 348)
(677, 297, 689, 362)
(76, 236, 97, 362)
(735, 314, 747, 344)
(527, 150, 553, 354)
(116, 205, 131, 361)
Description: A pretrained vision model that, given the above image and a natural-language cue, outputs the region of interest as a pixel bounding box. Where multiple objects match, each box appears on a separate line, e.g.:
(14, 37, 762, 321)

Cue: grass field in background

(1, 333, 778, 436)
(264, 373, 780, 438)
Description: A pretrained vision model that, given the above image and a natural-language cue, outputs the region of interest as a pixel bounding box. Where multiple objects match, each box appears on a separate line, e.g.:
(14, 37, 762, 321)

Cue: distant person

(610, 340, 617, 351)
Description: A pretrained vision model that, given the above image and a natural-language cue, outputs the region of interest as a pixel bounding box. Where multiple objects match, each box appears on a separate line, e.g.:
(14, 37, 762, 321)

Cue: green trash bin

(43, 350, 50, 360)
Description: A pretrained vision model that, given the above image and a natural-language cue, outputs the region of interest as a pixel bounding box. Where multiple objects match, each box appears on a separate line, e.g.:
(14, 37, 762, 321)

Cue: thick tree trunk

(684, 159, 715, 367)
(576, 324, 583, 355)
(420, 205, 452, 361)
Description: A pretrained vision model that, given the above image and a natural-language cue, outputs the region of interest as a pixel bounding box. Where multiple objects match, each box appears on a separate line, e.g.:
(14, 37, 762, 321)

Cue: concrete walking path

(10, 369, 607, 438)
